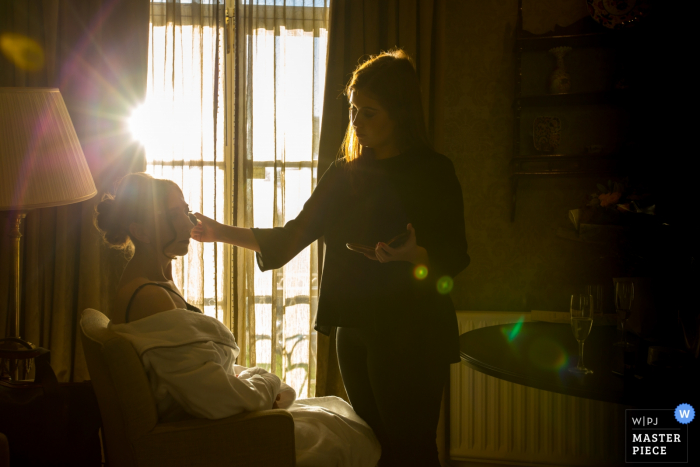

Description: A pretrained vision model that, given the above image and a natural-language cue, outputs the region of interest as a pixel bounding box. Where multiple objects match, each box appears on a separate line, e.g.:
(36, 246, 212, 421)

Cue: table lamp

(0, 87, 96, 384)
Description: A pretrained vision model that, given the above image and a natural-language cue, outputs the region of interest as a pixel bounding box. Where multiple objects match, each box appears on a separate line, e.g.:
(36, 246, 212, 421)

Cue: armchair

(79, 309, 296, 467)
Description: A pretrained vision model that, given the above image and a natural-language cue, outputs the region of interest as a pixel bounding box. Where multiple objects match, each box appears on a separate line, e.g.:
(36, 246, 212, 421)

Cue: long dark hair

(339, 48, 430, 168)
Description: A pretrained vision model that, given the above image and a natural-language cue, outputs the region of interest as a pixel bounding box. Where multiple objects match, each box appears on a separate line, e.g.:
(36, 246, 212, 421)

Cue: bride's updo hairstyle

(94, 172, 179, 257)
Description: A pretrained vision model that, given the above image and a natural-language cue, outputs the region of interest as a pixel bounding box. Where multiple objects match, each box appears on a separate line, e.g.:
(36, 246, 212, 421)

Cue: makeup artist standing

(192, 49, 469, 467)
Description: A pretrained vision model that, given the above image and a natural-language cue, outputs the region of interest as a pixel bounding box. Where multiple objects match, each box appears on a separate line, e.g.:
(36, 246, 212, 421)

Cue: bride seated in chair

(94, 172, 380, 467)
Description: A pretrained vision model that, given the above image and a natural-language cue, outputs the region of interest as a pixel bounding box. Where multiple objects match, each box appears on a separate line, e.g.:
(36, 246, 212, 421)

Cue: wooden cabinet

(510, 0, 652, 221)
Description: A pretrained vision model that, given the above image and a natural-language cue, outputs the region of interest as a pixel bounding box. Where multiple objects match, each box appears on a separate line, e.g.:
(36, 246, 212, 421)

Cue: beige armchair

(79, 309, 296, 467)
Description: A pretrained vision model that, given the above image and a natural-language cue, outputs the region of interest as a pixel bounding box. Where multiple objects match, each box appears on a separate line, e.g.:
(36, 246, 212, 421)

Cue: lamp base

(0, 337, 38, 383)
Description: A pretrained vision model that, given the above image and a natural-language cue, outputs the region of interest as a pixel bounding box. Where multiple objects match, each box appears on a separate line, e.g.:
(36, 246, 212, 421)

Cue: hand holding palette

(346, 230, 411, 258)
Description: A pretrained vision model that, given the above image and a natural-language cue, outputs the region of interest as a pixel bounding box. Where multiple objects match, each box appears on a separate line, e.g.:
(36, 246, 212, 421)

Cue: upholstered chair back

(80, 308, 158, 467)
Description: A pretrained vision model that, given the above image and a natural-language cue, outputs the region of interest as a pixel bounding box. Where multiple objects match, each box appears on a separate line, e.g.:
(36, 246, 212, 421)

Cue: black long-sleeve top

(251, 147, 470, 363)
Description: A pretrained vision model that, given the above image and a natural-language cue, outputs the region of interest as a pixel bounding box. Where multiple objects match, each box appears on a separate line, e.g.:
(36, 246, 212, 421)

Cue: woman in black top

(193, 49, 469, 466)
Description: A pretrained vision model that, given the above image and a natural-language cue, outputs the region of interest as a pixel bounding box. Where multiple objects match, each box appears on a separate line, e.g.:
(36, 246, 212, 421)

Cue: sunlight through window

(246, 1, 328, 398)
(139, 0, 328, 399)
(139, 0, 225, 326)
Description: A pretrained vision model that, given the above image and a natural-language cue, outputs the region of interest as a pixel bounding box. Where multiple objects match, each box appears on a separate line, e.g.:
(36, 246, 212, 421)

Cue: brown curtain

(0, 0, 149, 382)
(314, 0, 446, 400)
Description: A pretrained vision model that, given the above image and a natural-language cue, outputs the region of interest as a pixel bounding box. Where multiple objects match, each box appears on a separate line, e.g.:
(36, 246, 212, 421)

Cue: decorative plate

(586, 0, 651, 29)
(533, 116, 561, 153)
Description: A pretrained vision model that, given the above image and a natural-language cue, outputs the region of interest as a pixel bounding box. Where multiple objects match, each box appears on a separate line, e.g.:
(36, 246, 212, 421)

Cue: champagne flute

(614, 281, 635, 349)
(570, 293, 594, 374)
(586, 284, 603, 317)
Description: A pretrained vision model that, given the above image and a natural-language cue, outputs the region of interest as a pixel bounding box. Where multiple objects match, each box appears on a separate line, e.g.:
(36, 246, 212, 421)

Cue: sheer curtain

(234, 0, 329, 398)
(135, 0, 226, 321)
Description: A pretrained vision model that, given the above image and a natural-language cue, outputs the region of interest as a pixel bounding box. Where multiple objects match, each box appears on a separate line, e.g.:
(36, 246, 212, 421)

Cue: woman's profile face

(154, 187, 194, 258)
(349, 89, 396, 152)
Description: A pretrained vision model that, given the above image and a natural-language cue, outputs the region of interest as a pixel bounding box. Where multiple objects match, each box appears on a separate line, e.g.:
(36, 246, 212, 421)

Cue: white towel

(289, 396, 381, 467)
(110, 309, 295, 418)
(109, 309, 381, 467)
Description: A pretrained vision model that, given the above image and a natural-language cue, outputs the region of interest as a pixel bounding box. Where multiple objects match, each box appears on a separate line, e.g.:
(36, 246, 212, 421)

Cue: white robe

(109, 309, 381, 467)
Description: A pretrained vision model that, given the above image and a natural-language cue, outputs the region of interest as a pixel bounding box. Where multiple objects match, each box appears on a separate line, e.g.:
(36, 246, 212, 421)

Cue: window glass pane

(277, 29, 313, 163)
(282, 167, 311, 397)
(254, 302, 272, 371)
(253, 173, 274, 369)
(284, 303, 310, 397)
(139, 14, 225, 323)
(247, 5, 327, 397)
(250, 31, 276, 162)
(141, 1, 328, 398)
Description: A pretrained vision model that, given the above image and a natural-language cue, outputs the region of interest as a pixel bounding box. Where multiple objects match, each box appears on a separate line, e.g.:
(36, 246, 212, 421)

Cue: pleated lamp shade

(0, 87, 96, 211)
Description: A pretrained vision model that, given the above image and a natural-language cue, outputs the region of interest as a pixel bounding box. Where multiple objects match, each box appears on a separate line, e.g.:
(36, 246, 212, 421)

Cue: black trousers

(336, 326, 450, 467)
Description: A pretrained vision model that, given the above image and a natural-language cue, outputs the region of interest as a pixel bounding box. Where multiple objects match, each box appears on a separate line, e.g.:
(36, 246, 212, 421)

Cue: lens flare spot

(436, 276, 453, 294)
(0, 33, 44, 71)
(414, 265, 428, 279)
(500, 315, 526, 342)
(527, 339, 568, 371)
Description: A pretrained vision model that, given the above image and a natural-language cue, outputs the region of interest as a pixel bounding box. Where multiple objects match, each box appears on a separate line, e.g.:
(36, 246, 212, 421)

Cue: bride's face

(153, 187, 195, 258)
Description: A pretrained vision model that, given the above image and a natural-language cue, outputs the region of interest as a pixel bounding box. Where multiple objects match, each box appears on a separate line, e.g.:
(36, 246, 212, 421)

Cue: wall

(442, 0, 612, 313)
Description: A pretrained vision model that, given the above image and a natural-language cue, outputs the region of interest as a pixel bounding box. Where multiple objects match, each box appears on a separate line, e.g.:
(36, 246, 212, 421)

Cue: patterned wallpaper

(442, 0, 616, 313)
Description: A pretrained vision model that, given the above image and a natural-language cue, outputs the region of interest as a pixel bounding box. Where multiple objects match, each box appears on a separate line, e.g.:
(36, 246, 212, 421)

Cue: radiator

(450, 312, 626, 466)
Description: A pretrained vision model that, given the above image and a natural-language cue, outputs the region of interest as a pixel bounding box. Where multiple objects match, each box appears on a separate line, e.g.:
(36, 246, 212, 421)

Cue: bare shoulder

(112, 278, 177, 324)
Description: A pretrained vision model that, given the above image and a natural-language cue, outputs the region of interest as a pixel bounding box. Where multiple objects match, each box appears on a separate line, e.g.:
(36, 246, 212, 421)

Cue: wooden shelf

(510, 153, 622, 177)
(514, 10, 650, 51)
(512, 170, 612, 176)
(555, 227, 606, 246)
(515, 13, 609, 39)
(511, 153, 616, 160)
(510, 0, 644, 222)
(556, 224, 632, 248)
(515, 90, 633, 108)
(516, 31, 618, 51)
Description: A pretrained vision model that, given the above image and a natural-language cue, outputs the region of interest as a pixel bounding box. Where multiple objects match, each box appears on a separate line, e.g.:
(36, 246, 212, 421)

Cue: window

(130, 0, 226, 323)
(237, 0, 329, 399)
(132, 0, 328, 398)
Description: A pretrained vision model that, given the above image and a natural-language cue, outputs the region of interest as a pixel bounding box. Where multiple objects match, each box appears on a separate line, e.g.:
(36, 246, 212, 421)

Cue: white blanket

(109, 309, 380, 467)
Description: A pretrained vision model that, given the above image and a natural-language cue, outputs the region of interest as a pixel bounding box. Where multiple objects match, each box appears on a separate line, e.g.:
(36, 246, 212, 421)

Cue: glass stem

(578, 341, 585, 369)
(622, 319, 627, 346)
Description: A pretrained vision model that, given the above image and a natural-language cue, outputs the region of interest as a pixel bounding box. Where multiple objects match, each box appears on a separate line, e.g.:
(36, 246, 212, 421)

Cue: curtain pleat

(314, 0, 446, 399)
(0, 0, 149, 382)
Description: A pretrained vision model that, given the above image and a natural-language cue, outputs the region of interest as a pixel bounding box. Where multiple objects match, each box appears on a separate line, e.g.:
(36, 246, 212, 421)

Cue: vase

(548, 46, 572, 94)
